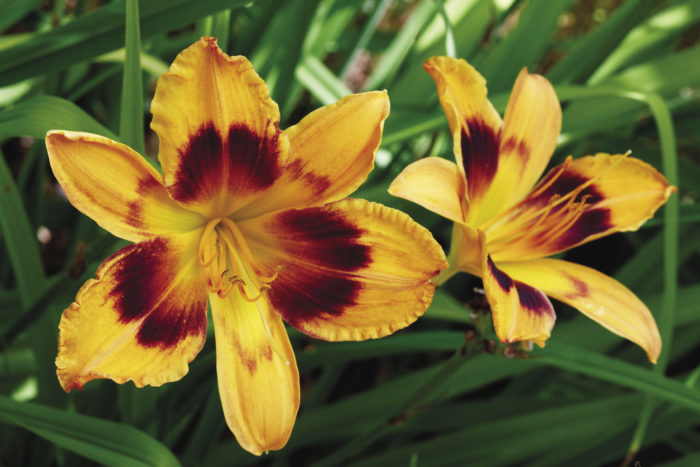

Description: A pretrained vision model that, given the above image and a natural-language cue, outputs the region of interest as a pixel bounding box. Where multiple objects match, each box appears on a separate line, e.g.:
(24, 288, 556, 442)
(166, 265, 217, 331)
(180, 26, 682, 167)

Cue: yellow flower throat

(198, 217, 282, 300)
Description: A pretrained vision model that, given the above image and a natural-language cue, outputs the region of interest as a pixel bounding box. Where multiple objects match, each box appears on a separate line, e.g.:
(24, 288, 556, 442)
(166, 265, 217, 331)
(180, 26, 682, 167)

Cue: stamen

(198, 218, 223, 264)
(259, 265, 284, 283)
(236, 282, 271, 302)
(527, 156, 573, 199)
(220, 218, 260, 271)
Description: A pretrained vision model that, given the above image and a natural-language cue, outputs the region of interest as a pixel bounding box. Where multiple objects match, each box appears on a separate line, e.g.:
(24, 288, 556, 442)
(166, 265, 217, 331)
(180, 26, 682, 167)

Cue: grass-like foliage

(1, 0, 699, 465)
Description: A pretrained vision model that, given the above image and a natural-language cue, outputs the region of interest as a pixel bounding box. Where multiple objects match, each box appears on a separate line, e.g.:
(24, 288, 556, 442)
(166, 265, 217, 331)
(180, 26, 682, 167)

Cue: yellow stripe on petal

(236, 91, 390, 218)
(423, 56, 503, 217)
(151, 37, 290, 217)
(239, 198, 447, 341)
(56, 232, 208, 391)
(475, 68, 561, 222)
(483, 253, 555, 347)
(500, 258, 661, 362)
(487, 153, 675, 262)
(388, 157, 467, 225)
(46, 131, 203, 243)
(209, 291, 299, 456)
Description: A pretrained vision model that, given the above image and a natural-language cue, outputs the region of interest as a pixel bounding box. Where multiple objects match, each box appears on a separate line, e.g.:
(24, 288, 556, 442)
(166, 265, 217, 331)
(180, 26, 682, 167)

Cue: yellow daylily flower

(389, 56, 675, 363)
(47, 37, 447, 455)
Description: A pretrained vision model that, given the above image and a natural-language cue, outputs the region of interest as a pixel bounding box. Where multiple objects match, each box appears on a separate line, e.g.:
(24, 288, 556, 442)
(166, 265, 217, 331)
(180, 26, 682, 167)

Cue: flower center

(198, 217, 288, 363)
(198, 217, 282, 300)
(482, 157, 595, 256)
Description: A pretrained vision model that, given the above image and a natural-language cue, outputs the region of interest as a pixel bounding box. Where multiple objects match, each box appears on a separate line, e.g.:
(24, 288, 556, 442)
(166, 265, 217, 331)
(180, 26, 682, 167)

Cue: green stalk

(119, 0, 145, 155)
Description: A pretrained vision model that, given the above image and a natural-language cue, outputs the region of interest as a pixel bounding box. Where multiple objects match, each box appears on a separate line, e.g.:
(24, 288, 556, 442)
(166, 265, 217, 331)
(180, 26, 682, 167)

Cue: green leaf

(0, 395, 180, 467)
(120, 0, 145, 154)
(363, 0, 436, 91)
(295, 54, 351, 105)
(476, 0, 575, 91)
(0, 0, 249, 87)
(547, 0, 658, 83)
(0, 95, 116, 140)
(535, 342, 700, 413)
(351, 396, 642, 466)
(589, 0, 700, 84)
(0, 151, 44, 304)
(0, 0, 44, 33)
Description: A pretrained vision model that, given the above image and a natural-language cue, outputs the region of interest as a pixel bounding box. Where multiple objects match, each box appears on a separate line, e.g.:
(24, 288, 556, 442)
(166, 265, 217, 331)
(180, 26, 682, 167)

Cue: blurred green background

(0, 0, 699, 465)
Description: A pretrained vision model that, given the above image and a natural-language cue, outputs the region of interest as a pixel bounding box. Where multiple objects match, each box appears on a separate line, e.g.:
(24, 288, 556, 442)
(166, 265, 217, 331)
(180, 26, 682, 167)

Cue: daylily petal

(239, 198, 447, 341)
(450, 223, 483, 276)
(482, 253, 555, 347)
(486, 153, 676, 262)
(235, 91, 390, 218)
(500, 258, 661, 362)
(476, 68, 562, 220)
(388, 157, 467, 225)
(151, 37, 290, 217)
(423, 56, 503, 219)
(46, 131, 203, 243)
(56, 232, 208, 391)
(209, 291, 299, 455)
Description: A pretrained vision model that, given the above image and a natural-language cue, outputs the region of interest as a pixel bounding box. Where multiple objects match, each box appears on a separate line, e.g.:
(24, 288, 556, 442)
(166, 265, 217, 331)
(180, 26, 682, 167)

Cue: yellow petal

(46, 131, 203, 243)
(209, 291, 299, 456)
(388, 157, 467, 225)
(477, 67, 562, 220)
(483, 252, 555, 347)
(423, 56, 503, 220)
(486, 153, 676, 262)
(150, 37, 290, 217)
(239, 198, 447, 341)
(450, 223, 483, 276)
(236, 91, 390, 218)
(56, 232, 208, 391)
(500, 258, 661, 362)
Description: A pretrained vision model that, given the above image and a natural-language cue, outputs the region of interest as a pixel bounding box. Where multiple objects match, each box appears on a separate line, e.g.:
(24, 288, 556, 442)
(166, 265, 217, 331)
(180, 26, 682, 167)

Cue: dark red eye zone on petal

(501, 136, 531, 163)
(265, 207, 371, 333)
(228, 123, 282, 191)
(518, 169, 612, 252)
(286, 159, 332, 196)
(109, 238, 207, 349)
(461, 119, 501, 197)
(534, 171, 605, 205)
(170, 123, 282, 202)
(556, 209, 610, 249)
(487, 256, 552, 317)
(488, 254, 512, 291)
(171, 125, 223, 202)
(271, 207, 370, 270)
(125, 177, 166, 228)
(516, 283, 551, 316)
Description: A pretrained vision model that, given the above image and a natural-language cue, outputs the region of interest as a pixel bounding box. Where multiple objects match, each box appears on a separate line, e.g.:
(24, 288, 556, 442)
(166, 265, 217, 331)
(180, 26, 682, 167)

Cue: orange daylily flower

(47, 37, 446, 455)
(389, 56, 675, 362)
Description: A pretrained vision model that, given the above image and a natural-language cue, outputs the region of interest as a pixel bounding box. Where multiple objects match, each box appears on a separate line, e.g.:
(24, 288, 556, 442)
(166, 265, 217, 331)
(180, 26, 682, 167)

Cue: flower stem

(433, 261, 459, 286)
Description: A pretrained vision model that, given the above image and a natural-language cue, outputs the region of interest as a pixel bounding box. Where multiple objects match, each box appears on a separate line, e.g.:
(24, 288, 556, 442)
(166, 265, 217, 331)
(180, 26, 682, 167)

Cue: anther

(237, 282, 271, 302)
(258, 265, 284, 283)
